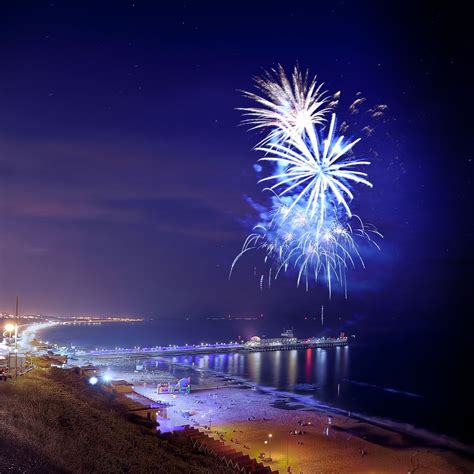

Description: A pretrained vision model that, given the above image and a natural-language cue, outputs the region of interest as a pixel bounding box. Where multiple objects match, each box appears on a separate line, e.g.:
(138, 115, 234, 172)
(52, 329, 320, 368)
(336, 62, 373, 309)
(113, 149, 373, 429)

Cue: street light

(5, 323, 15, 337)
(4, 323, 18, 348)
(4, 323, 18, 378)
(268, 434, 273, 460)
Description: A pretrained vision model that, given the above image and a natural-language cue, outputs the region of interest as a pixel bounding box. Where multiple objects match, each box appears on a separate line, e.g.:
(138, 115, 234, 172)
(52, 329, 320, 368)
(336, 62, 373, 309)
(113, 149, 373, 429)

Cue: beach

(113, 365, 474, 473)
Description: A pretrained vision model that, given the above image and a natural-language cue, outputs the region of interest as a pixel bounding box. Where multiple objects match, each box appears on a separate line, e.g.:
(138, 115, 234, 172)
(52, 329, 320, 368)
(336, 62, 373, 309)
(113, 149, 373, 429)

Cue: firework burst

(239, 64, 333, 146)
(257, 113, 372, 221)
(231, 65, 382, 296)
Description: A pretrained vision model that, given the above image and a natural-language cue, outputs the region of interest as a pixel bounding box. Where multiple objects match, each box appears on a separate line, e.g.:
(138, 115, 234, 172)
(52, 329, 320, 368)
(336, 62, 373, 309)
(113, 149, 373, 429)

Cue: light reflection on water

(168, 346, 351, 408)
(288, 350, 298, 388)
(248, 352, 261, 384)
(272, 350, 281, 387)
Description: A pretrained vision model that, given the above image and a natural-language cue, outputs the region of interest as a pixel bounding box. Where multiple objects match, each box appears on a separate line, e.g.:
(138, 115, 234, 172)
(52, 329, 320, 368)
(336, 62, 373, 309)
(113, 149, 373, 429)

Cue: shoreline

(88, 357, 474, 473)
(125, 364, 474, 473)
(164, 362, 474, 457)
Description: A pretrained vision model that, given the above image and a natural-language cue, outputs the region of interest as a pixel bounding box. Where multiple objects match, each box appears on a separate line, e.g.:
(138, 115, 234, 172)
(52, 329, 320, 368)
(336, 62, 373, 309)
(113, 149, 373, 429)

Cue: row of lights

(89, 341, 241, 353)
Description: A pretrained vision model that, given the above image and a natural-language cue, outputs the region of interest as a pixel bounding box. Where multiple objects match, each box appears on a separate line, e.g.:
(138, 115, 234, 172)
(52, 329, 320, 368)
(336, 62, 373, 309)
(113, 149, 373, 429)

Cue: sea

(39, 318, 474, 448)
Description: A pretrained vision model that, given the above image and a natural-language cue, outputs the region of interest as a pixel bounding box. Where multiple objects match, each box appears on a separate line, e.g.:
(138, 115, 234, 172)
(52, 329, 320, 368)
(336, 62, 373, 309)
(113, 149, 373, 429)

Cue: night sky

(1, 1, 472, 335)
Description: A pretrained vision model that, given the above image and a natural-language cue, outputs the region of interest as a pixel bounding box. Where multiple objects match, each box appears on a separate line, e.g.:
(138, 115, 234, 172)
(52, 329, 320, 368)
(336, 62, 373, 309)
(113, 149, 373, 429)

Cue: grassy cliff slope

(0, 368, 232, 473)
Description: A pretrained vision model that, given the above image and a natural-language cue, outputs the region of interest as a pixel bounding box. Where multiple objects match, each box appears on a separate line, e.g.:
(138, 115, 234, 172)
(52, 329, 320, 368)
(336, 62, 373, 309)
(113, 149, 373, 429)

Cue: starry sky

(0, 1, 472, 334)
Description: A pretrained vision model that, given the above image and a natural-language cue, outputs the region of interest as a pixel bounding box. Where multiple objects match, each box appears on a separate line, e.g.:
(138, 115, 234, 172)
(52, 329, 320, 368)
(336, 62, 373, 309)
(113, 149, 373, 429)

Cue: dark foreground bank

(0, 368, 232, 473)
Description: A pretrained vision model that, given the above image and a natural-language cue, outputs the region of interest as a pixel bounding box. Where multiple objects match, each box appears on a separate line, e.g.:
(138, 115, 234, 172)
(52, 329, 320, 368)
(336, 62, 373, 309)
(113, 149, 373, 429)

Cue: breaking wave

(344, 379, 424, 398)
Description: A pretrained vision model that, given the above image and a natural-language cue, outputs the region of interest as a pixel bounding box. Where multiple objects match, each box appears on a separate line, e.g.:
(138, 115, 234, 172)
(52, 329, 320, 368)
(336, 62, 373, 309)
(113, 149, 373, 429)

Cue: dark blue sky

(0, 1, 472, 332)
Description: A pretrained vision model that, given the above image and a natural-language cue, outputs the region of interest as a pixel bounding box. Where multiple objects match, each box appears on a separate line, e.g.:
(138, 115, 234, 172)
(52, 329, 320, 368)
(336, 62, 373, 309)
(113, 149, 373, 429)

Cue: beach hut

(105, 379, 134, 394)
(79, 365, 100, 378)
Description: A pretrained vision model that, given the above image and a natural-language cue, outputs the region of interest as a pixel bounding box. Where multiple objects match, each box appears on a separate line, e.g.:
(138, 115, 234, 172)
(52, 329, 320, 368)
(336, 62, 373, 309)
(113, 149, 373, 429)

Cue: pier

(72, 335, 348, 360)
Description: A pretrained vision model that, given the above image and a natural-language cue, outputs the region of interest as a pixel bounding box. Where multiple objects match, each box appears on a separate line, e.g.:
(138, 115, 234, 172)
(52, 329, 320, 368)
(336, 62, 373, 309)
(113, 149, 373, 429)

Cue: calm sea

(40, 319, 474, 446)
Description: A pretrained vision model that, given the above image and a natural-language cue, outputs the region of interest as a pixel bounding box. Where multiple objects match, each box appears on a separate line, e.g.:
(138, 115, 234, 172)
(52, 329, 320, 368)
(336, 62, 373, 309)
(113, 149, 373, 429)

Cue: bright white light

(103, 374, 112, 382)
(89, 376, 98, 385)
(4, 323, 15, 333)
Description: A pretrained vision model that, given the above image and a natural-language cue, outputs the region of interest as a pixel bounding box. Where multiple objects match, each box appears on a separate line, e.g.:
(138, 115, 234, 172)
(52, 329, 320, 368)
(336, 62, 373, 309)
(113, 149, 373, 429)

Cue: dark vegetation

(0, 368, 233, 473)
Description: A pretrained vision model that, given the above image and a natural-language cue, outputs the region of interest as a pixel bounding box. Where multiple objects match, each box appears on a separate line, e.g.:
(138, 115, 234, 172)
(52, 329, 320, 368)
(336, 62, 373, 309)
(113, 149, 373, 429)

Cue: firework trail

(231, 65, 382, 295)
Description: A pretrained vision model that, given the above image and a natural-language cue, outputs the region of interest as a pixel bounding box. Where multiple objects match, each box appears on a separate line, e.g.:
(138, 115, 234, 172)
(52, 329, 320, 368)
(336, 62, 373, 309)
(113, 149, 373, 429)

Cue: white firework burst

(239, 64, 332, 146)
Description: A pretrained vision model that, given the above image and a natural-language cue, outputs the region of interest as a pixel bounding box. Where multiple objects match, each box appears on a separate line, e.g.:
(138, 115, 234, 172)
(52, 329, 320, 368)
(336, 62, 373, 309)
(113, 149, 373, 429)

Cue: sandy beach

(114, 365, 474, 474)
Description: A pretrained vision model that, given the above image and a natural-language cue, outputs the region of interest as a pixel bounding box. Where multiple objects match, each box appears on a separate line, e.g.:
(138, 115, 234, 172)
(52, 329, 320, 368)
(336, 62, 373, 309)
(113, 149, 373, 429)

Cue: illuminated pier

(72, 333, 348, 360)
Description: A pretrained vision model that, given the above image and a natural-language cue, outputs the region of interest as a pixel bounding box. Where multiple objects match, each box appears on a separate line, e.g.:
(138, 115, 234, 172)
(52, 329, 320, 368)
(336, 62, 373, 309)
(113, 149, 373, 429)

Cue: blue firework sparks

(231, 65, 382, 296)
